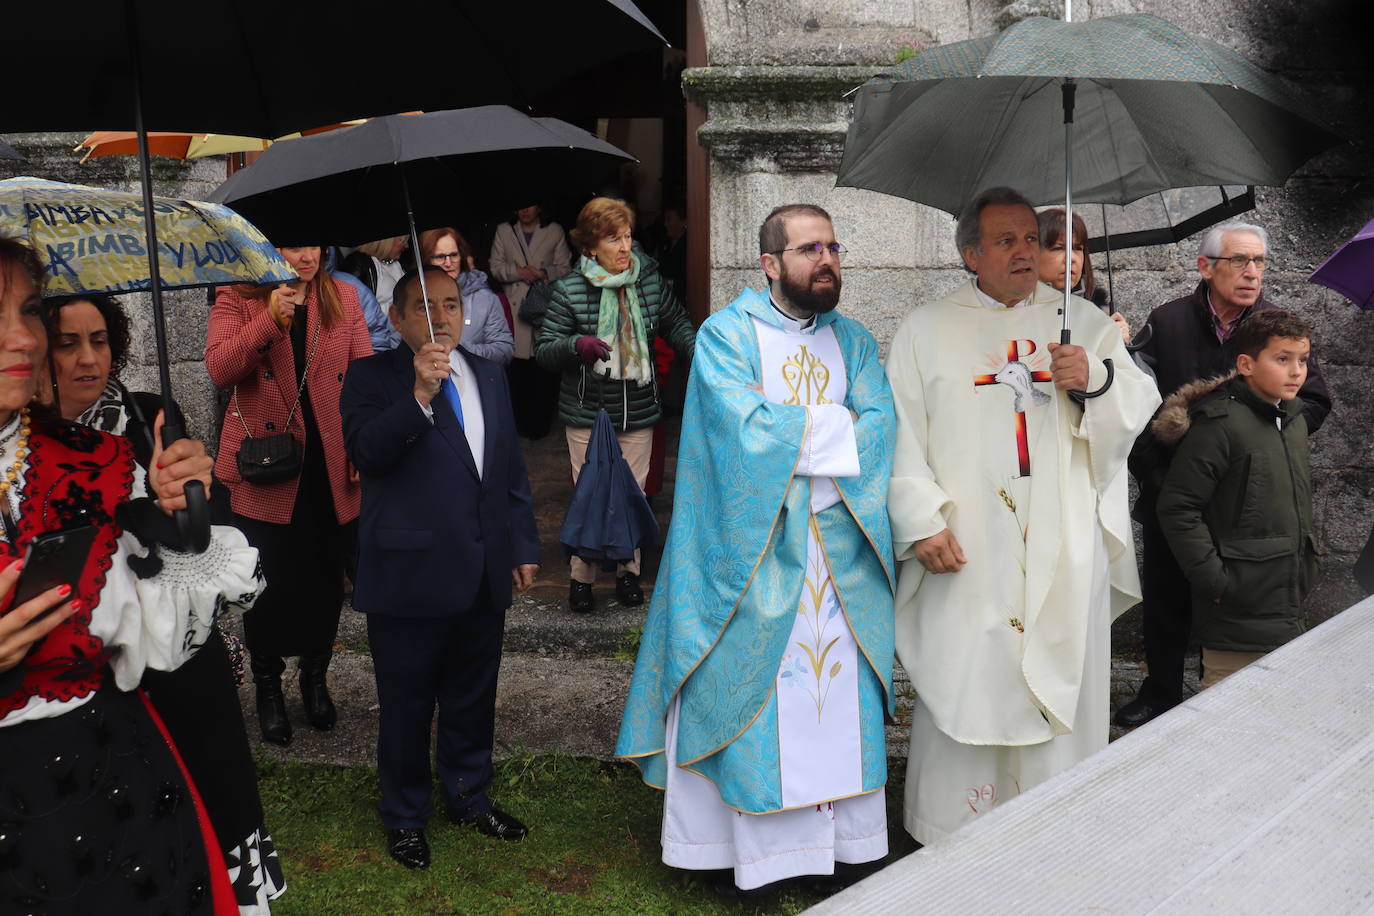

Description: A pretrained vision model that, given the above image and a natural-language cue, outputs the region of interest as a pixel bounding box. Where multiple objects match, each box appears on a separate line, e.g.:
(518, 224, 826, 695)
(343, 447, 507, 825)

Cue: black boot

(568, 581, 594, 614)
(299, 653, 337, 731)
(614, 573, 644, 607)
(251, 652, 292, 746)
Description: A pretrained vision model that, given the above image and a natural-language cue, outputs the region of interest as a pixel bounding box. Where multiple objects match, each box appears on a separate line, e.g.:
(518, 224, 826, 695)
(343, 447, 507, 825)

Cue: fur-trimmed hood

(1151, 372, 1236, 445)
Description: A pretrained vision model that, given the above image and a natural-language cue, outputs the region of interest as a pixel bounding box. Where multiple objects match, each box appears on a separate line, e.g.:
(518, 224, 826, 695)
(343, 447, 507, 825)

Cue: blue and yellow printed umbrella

(0, 176, 294, 296)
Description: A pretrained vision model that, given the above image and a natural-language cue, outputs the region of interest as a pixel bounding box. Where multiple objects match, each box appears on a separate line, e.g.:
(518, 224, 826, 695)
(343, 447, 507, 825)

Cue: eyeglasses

(432, 252, 462, 262)
(771, 242, 847, 261)
(1208, 254, 1269, 271)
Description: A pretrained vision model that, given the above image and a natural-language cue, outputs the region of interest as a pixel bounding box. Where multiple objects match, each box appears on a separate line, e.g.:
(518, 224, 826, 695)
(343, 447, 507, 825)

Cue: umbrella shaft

(398, 165, 435, 345)
(1062, 80, 1076, 339)
(125, 0, 175, 411)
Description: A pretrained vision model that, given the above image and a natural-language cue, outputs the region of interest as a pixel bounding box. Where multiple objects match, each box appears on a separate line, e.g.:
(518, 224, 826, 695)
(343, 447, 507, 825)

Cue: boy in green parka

(1155, 309, 1318, 689)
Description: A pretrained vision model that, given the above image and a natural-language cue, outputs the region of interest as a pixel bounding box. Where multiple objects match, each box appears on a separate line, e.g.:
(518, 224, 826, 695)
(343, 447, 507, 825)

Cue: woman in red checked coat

(207, 245, 372, 748)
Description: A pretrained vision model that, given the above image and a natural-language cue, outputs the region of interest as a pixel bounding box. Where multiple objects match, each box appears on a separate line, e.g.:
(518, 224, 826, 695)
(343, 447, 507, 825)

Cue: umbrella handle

(159, 405, 212, 554)
(1061, 329, 1115, 400)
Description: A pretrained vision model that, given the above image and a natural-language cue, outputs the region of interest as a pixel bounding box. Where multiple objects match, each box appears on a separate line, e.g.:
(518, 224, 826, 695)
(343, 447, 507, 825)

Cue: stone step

(232, 633, 1195, 769)
(332, 590, 650, 658)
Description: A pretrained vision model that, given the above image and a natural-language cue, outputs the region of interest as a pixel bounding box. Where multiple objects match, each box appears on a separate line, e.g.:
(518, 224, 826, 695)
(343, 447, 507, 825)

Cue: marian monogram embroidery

(781, 344, 832, 406)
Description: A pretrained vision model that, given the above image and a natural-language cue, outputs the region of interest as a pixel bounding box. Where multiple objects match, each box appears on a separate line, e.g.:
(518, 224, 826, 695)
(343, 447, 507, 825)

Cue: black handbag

(235, 431, 301, 484)
(510, 222, 558, 326)
(518, 281, 555, 325)
(233, 319, 318, 485)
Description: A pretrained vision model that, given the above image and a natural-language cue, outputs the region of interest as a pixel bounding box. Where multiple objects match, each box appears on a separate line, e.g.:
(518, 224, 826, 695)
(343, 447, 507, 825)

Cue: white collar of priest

(769, 294, 817, 333)
(973, 281, 1030, 310)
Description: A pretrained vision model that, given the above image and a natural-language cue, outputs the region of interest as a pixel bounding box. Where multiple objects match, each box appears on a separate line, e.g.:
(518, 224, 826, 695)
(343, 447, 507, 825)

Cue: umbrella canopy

(75, 120, 371, 162)
(837, 14, 1342, 216)
(0, 177, 295, 295)
(1308, 216, 1374, 308)
(2, 0, 664, 554)
(207, 106, 636, 246)
(7, 2, 666, 137)
(1085, 185, 1255, 255)
(560, 409, 658, 564)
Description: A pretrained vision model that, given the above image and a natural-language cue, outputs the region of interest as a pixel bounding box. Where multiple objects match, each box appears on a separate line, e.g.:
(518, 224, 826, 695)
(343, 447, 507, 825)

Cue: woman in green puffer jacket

(536, 197, 696, 614)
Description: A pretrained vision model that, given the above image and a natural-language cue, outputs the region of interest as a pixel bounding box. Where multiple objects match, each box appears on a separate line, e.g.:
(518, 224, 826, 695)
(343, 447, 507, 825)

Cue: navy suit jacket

(341, 344, 539, 617)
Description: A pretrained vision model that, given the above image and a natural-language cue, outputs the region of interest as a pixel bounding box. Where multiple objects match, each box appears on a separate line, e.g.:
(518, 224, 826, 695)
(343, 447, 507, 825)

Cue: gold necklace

(0, 408, 30, 542)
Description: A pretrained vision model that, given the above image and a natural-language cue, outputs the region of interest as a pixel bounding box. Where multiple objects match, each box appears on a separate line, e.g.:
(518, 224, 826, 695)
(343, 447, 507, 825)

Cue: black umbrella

(209, 106, 635, 341)
(3, 0, 665, 551)
(207, 107, 636, 246)
(11, 2, 667, 138)
(560, 406, 658, 565)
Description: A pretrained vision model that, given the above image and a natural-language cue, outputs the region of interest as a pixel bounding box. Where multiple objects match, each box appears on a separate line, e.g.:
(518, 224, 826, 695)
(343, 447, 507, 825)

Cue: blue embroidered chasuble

(615, 288, 897, 814)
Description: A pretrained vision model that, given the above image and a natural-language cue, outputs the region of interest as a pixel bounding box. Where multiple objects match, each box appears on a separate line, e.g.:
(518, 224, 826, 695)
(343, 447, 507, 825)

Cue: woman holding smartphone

(0, 237, 265, 913)
(42, 291, 285, 912)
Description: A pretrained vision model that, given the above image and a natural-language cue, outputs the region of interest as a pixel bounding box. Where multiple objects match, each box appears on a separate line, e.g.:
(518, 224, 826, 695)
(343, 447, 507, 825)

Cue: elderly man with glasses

(1116, 221, 1333, 729)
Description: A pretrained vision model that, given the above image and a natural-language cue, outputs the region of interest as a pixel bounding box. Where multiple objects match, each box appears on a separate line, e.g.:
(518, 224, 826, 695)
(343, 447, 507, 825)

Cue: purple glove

(575, 336, 612, 365)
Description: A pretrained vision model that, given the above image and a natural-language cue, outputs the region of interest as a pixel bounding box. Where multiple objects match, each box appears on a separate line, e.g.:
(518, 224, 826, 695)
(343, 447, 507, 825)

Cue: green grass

(256, 753, 881, 916)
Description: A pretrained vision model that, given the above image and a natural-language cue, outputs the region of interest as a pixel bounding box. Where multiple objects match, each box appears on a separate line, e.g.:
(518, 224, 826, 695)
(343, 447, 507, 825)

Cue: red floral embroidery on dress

(0, 423, 135, 718)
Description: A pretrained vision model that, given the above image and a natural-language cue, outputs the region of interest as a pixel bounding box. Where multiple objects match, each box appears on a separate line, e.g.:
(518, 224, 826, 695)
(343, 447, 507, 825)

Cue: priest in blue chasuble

(617, 204, 897, 892)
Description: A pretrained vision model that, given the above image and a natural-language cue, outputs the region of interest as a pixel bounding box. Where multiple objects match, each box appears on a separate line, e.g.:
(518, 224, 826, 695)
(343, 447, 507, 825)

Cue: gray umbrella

(838, 11, 1342, 392)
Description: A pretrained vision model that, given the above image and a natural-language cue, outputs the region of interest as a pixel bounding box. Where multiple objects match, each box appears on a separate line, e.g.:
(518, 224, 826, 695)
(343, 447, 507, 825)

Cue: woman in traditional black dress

(0, 238, 263, 915)
(43, 292, 285, 913)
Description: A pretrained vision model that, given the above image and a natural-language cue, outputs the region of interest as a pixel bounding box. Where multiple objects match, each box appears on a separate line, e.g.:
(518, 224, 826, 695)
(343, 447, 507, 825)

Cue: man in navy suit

(342, 267, 540, 870)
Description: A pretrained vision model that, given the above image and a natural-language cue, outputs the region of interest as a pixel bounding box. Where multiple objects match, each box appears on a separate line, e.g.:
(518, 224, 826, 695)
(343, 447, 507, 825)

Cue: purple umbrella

(1309, 217, 1374, 308)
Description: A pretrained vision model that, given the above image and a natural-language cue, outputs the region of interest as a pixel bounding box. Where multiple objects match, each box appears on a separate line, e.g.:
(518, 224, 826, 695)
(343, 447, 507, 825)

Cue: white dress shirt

(415, 349, 487, 479)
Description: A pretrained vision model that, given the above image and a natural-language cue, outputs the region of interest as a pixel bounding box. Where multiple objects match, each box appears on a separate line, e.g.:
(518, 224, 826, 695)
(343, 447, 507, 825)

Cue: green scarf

(580, 252, 652, 384)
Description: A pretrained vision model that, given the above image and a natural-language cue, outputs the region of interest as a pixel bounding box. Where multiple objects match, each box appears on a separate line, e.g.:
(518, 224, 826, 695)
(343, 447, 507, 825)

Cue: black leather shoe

(614, 573, 644, 607)
(250, 653, 291, 747)
(386, 828, 430, 869)
(449, 806, 529, 841)
(299, 654, 337, 731)
(569, 581, 594, 614)
(1113, 695, 1176, 729)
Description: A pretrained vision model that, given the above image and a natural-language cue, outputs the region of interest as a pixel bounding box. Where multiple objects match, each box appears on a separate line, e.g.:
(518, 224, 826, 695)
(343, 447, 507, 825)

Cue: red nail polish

(69, 598, 83, 613)
(6, 558, 21, 573)
(56, 584, 71, 597)
(155, 463, 163, 470)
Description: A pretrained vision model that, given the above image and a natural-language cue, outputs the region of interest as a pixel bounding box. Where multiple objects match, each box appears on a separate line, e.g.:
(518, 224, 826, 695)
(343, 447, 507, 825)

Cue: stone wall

(0, 135, 229, 445)
(687, 0, 1374, 621)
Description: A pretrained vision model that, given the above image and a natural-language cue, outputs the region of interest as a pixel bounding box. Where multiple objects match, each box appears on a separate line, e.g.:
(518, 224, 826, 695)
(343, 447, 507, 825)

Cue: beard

(779, 264, 841, 314)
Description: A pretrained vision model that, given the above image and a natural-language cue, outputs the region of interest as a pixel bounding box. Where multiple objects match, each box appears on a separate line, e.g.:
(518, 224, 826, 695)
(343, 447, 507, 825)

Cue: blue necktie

(441, 376, 465, 429)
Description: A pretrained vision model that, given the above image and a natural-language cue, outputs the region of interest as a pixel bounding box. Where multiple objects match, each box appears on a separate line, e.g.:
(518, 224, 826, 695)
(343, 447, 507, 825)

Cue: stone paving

(228, 595, 1200, 767)
(229, 418, 1205, 767)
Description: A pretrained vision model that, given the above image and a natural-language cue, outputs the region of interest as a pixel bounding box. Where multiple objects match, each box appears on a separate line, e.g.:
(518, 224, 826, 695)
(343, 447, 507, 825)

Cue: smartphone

(7, 525, 98, 614)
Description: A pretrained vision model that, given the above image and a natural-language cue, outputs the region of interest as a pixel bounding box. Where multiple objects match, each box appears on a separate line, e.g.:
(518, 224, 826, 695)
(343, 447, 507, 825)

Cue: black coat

(1155, 375, 1316, 652)
(1128, 280, 1332, 514)
(341, 345, 539, 617)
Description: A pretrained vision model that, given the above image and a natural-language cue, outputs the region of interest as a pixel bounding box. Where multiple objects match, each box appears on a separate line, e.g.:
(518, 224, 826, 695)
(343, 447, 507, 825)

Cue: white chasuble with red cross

(886, 280, 1160, 841)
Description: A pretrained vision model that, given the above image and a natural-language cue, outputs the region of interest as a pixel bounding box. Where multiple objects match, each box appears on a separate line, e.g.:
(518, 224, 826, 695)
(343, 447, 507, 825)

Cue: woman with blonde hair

(536, 197, 696, 613)
(207, 246, 372, 747)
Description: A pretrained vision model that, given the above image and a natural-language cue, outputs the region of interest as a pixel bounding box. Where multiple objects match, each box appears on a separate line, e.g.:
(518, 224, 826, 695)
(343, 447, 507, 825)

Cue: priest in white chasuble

(617, 204, 897, 892)
(887, 187, 1160, 845)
